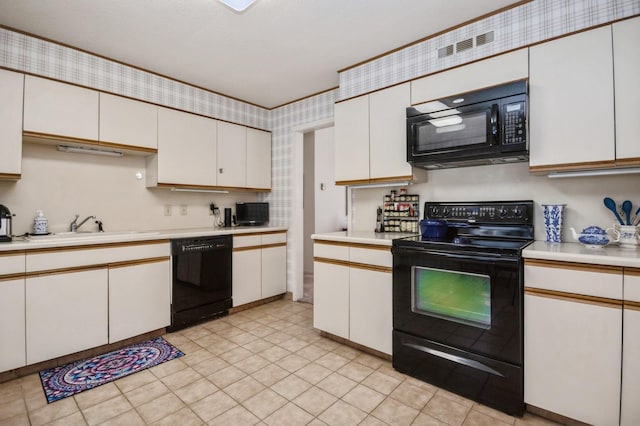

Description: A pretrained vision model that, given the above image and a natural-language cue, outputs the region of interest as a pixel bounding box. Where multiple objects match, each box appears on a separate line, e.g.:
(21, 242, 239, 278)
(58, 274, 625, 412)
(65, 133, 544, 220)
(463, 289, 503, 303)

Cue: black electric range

(392, 201, 534, 416)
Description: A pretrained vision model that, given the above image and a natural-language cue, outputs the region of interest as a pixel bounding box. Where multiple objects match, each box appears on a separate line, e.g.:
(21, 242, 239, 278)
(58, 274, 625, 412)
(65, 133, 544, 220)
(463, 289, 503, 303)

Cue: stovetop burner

(395, 200, 534, 255)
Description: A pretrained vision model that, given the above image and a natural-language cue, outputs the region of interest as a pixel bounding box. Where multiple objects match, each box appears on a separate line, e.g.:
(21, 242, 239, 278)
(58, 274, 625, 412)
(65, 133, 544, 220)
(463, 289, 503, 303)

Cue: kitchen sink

(26, 230, 160, 242)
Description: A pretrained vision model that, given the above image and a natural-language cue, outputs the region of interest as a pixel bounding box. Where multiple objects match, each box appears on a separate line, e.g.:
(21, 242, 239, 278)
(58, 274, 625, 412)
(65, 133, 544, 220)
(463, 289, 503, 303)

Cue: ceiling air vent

(476, 30, 495, 46)
(456, 38, 474, 52)
(437, 45, 454, 59)
(435, 30, 496, 60)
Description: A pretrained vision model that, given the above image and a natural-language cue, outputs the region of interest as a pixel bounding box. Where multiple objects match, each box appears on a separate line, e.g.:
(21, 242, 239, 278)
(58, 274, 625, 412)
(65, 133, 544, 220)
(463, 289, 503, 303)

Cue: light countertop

(311, 231, 415, 246)
(311, 231, 640, 268)
(523, 240, 640, 268)
(0, 226, 287, 252)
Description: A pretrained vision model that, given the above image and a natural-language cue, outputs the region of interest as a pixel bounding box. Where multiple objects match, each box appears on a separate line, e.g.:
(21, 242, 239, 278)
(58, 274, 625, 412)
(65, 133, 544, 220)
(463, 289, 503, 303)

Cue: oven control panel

(425, 201, 533, 225)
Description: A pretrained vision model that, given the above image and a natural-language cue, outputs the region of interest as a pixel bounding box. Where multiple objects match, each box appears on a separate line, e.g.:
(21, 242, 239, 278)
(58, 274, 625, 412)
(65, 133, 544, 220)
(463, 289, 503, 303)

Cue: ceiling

(0, 0, 523, 109)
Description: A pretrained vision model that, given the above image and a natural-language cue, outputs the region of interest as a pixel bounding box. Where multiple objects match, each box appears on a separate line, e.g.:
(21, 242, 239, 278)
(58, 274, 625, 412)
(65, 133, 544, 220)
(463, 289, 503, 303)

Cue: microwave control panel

(503, 101, 526, 145)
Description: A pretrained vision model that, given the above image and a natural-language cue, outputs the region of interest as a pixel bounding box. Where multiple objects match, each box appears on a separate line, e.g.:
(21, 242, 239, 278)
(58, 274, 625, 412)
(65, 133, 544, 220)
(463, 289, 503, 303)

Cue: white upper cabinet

(613, 16, 640, 164)
(369, 83, 412, 180)
(246, 128, 272, 190)
(335, 82, 414, 184)
(334, 94, 370, 183)
(217, 121, 247, 188)
(151, 107, 217, 187)
(99, 93, 158, 150)
(0, 69, 24, 179)
(23, 75, 99, 140)
(529, 26, 615, 171)
(411, 48, 529, 104)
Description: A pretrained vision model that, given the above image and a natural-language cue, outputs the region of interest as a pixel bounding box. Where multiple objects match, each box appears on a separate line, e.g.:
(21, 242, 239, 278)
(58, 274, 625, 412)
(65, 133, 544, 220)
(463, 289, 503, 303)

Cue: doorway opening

(296, 125, 345, 304)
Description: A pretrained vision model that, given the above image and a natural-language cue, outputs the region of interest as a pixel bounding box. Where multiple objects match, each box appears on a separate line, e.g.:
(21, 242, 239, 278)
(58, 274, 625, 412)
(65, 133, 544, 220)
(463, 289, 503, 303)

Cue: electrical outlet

(180, 204, 188, 216)
(164, 204, 172, 216)
(209, 203, 215, 216)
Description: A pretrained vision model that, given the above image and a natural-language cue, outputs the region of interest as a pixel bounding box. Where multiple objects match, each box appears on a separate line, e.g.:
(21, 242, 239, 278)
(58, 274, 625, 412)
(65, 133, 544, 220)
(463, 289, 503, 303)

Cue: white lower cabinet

(232, 232, 287, 307)
(524, 260, 623, 425)
(0, 278, 26, 372)
(313, 261, 350, 339)
(108, 258, 171, 343)
(524, 293, 621, 425)
(0, 252, 26, 373)
(261, 245, 286, 299)
(26, 268, 109, 365)
(313, 241, 392, 355)
(622, 270, 640, 426)
(232, 249, 262, 306)
(349, 266, 392, 354)
(20, 241, 170, 367)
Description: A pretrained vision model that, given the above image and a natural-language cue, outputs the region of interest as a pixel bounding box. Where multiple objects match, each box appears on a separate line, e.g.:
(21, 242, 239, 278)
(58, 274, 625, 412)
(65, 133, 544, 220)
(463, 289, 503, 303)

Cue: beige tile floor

(0, 300, 559, 426)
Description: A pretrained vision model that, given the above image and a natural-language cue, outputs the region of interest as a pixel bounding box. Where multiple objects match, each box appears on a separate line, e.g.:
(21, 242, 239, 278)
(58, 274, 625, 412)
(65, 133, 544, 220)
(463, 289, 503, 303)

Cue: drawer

(0, 251, 25, 276)
(26, 241, 170, 272)
(625, 269, 640, 303)
(525, 260, 622, 300)
(261, 232, 286, 245)
(349, 246, 392, 268)
(233, 235, 261, 248)
(314, 242, 349, 262)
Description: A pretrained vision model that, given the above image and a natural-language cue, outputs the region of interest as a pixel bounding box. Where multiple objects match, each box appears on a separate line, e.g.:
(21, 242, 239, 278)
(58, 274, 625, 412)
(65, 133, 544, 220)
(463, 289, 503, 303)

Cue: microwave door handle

(490, 104, 499, 145)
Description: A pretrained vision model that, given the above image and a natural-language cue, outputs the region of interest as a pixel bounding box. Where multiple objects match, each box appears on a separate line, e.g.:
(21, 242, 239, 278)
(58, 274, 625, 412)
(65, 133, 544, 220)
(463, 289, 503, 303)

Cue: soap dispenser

(33, 210, 48, 235)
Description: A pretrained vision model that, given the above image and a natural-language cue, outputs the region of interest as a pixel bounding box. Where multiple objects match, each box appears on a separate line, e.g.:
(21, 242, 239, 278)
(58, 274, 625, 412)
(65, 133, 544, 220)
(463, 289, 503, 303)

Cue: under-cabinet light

(171, 188, 230, 194)
(218, 0, 257, 12)
(57, 144, 123, 157)
(349, 182, 412, 189)
(547, 168, 640, 179)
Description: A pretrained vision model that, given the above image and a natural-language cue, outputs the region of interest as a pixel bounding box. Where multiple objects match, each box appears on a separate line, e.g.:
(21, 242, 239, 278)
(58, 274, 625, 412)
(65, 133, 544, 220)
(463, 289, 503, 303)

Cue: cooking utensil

(622, 200, 633, 225)
(604, 197, 625, 225)
(633, 206, 640, 226)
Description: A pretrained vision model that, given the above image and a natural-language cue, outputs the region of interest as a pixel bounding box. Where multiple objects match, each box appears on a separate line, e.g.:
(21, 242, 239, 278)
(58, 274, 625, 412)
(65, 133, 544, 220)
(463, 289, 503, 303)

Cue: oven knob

(512, 207, 523, 218)
(441, 207, 450, 217)
(429, 206, 440, 217)
(499, 207, 508, 217)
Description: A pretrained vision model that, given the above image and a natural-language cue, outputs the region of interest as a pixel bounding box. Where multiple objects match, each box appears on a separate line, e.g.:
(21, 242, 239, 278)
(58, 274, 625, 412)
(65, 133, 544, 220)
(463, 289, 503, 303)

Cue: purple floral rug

(39, 336, 184, 403)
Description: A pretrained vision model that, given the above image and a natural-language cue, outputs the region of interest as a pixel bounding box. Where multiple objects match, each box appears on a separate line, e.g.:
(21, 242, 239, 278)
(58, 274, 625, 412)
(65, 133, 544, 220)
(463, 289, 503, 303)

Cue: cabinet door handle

(219, 168, 224, 174)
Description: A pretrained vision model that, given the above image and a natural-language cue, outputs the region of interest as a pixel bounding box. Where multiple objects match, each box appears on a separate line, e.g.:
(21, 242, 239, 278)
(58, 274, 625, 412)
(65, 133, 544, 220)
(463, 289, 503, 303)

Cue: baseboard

(318, 330, 392, 361)
(0, 328, 165, 384)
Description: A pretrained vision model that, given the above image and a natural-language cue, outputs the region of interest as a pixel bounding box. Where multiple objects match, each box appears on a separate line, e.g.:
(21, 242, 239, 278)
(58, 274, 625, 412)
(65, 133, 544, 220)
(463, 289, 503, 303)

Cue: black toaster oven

(236, 202, 269, 226)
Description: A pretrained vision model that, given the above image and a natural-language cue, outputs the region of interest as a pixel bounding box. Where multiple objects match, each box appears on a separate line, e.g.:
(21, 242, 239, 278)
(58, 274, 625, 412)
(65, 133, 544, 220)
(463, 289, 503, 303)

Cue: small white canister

(33, 210, 48, 235)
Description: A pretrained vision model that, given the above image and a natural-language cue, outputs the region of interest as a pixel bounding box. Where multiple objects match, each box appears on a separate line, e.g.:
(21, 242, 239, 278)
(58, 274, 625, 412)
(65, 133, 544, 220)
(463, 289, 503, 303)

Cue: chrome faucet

(70, 214, 96, 232)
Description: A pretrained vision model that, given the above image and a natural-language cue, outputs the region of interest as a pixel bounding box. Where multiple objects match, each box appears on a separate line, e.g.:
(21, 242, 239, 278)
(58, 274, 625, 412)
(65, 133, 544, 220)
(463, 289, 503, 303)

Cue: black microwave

(406, 80, 528, 169)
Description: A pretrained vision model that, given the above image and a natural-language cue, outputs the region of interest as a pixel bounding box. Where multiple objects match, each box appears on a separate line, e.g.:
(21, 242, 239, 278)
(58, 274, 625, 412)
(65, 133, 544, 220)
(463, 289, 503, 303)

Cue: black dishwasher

(168, 235, 232, 331)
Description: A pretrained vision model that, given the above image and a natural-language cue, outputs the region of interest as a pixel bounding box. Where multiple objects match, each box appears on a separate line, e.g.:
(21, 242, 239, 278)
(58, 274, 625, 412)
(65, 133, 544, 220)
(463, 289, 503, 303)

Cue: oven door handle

(405, 248, 519, 264)
(405, 343, 505, 377)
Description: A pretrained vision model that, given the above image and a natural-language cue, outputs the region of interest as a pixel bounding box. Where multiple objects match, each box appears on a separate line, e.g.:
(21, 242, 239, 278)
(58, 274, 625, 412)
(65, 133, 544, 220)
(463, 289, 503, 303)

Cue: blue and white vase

(542, 204, 566, 244)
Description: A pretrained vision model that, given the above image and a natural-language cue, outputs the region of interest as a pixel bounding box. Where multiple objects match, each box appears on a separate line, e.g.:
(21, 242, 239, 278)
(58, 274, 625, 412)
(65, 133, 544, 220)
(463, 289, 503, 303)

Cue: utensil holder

(615, 224, 639, 249)
(542, 204, 566, 243)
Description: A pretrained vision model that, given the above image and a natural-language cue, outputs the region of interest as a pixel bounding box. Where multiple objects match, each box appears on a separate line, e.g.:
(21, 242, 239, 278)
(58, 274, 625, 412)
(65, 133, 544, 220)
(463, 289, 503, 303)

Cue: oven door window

(411, 266, 491, 329)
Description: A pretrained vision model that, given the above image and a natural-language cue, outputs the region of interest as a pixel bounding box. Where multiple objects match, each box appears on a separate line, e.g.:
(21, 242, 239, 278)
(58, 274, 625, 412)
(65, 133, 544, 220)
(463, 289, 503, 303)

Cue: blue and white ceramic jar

(33, 210, 48, 235)
(542, 204, 566, 244)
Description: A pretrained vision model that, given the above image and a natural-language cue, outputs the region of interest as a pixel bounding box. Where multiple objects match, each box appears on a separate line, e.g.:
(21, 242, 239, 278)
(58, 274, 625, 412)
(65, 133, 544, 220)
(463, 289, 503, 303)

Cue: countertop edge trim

(313, 240, 391, 251)
(524, 287, 622, 308)
(524, 258, 623, 274)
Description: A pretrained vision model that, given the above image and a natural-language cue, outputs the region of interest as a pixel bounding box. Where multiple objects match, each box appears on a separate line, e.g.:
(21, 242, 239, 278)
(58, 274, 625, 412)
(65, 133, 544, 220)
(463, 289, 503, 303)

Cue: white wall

(0, 143, 258, 235)
(314, 127, 346, 234)
(303, 132, 315, 274)
(351, 162, 639, 242)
